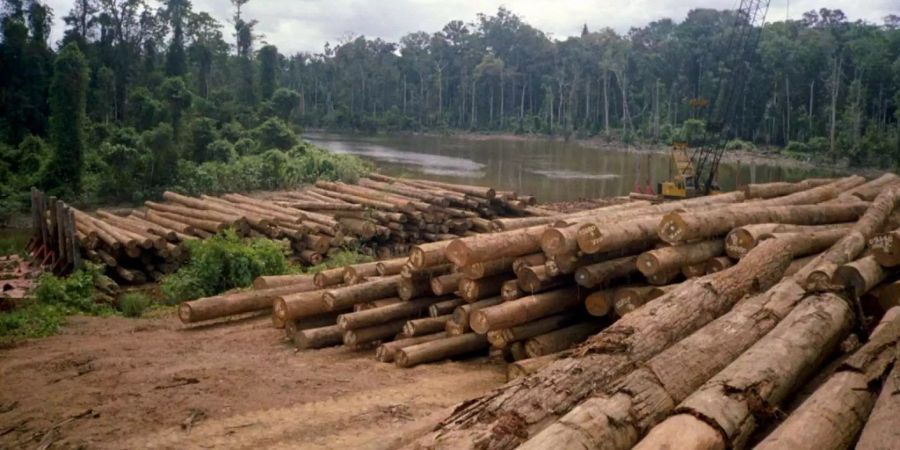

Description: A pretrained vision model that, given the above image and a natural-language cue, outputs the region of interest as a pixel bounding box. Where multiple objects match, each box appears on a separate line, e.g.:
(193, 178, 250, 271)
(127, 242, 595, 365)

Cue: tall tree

(46, 42, 89, 194)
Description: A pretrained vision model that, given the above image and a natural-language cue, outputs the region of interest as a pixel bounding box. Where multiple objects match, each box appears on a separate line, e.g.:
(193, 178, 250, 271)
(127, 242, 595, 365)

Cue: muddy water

(306, 133, 832, 202)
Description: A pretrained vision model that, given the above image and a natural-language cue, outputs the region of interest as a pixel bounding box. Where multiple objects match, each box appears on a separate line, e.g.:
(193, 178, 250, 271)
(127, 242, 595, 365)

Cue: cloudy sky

(44, 0, 896, 54)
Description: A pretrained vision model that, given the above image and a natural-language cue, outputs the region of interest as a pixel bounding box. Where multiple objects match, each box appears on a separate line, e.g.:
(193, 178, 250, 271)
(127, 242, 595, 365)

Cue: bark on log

(469, 287, 582, 334)
(855, 346, 900, 448)
(459, 257, 516, 279)
(523, 322, 605, 358)
(725, 223, 850, 259)
(398, 277, 432, 301)
(512, 253, 547, 277)
(637, 240, 724, 276)
(323, 275, 401, 310)
(846, 172, 900, 201)
(517, 265, 567, 293)
(519, 278, 808, 450)
(395, 333, 490, 368)
(403, 315, 452, 337)
(446, 226, 546, 267)
(753, 175, 865, 206)
(575, 255, 638, 288)
(410, 237, 796, 450)
(634, 292, 854, 450)
(682, 261, 707, 278)
(705, 256, 734, 274)
(272, 291, 330, 326)
(658, 203, 867, 245)
(293, 324, 344, 349)
(501, 280, 523, 301)
(343, 261, 381, 285)
(506, 352, 569, 381)
(376, 258, 408, 276)
(755, 307, 900, 450)
(376, 332, 448, 363)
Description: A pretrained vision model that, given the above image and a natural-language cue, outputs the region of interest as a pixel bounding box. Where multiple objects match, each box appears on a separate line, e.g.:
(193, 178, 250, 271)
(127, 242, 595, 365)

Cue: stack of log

(393, 172, 900, 450)
(29, 175, 540, 283)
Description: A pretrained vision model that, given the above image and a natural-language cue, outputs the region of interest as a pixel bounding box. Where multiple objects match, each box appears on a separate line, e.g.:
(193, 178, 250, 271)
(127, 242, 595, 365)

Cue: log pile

(28, 175, 540, 283)
(391, 173, 900, 450)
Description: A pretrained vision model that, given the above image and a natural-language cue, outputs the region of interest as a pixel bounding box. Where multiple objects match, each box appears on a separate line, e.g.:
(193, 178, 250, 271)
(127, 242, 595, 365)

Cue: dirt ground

(0, 312, 505, 450)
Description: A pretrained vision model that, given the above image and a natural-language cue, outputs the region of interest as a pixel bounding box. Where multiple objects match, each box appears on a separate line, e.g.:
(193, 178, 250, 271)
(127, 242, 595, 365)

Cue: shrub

(784, 141, 809, 154)
(160, 230, 291, 303)
(305, 249, 373, 274)
(725, 139, 754, 151)
(119, 292, 151, 318)
(33, 264, 107, 314)
(253, 117, 298, 151)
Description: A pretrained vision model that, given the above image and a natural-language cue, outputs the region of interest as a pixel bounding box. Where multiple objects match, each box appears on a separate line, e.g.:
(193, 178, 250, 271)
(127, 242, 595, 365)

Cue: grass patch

(119, 292, 151, 318)
(160, 229, 294, 304)
(305, 249, 373, 273)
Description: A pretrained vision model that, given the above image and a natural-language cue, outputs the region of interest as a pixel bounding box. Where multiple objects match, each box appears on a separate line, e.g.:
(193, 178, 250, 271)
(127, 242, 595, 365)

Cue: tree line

(0, 1, 898, 217)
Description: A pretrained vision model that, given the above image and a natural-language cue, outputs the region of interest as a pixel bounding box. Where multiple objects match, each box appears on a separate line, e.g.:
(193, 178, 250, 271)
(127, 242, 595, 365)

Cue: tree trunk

(313, 268, 345, 289)
(507, 351, 569, 381)
(395, 333, 489, 368)
(431, 273, 462, 296)
(705, 256, 734, 274)
(180, 283, 319, 324)
(637, 240, 723, 276)
(272, 291, 331, 326)
(409, 241, 452, 269)
(635, 292, 854, 450)
(834, 255, 887, 299)
(755, 307, 900, 450)
(253, 273, 315, 290)
(870, 228, 900, 267)
(855, 335, 900, 448)
(411, 237, 796, 449)
(501, 280, 523, 301)
(429, 298, 465, 318)
(293, 324, 344, 349)
(397, 277, 432, 301)
(460, 257, 516, 279)
(469, 287, 582, 334)
(452, 296, 503, 331)
(743, 178, 836, 199)
(584, 288, 616, 317)
(517, 265, 567, 293)
(343, 319, 407, 346)
(725, 223, 850, 259)
(613, 285, 673, 316)
(519, 279, 808, 450)
(486, 313, 577, 348)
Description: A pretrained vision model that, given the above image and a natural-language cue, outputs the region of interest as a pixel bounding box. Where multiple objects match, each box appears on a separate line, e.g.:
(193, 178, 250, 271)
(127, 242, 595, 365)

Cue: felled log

(574, 255, 638, 288)
(459, 275, 508, 302)
(403, 315, 451, 336)
(343, 319, 407, 346)
(519, 278, 808, 450)
(517, 265, 567, 293)
(313, 267, 345, 288)
(658, 203, 867, 245)
(272, 291, 330, 327)
(459, 257, 515, 279)
(637, 239, 723, 276)
(397, 277, 432, 301)
(855, 313, 900, 449)
(411, 235, 798, 449)
(375, 332, 448, 363)
(452, 296, 503, 331)
(253, 273, 315, 290)
(446, 226, 546, 267)
(634, 292, 854, 450)
(524, 322, 604, 358)
(584, 289, 616, 317)
(798, 186, 900, 292)
(179, 283, 320, 323)
(409, 241, 451, 269)
(512, 253, 546, 277)
(506, 351, 569, 381)
(469, 287, 582, 334)
(742, 178, 835, 199)
(486, 313, 576, 348)
(725, 222, 850, 259)
(293, 324, 344, 349)
(323, 275, 401, 310)
(431, 273, 462, 296)
(500, 280, 523, 301)
(613, 285, 672, 316)
(754, 307, 900, 450)
(429, 298, 466, 317)
(337, 296, 445, 330)
(704, 256, 733, 274)
(834, 255, 887, 299)
(376, 258, 407, 276)
(870, 228, 900, 267)
(395, 333, 490, 368)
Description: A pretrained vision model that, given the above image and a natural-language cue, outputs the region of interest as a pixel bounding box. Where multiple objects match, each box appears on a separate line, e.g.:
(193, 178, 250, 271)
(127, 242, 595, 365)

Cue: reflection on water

(306, 133, 831, 202)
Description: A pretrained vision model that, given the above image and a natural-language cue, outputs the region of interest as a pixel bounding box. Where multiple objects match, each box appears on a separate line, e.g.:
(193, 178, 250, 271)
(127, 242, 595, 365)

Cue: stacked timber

(402, 174, 900, 450)
(29, 176, 542, 283)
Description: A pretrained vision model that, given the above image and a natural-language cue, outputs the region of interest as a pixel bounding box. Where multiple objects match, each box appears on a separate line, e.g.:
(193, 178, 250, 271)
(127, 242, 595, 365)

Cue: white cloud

(43, 0, 896, 54)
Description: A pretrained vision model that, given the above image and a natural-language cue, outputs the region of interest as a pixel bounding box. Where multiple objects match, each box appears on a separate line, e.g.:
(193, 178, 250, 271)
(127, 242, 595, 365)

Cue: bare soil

(0, 312, 504, 449)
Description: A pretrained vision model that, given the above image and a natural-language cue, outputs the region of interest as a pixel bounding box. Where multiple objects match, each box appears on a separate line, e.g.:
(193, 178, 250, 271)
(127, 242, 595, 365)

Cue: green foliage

(160, 230, 290, 303)
(305, 249, 373, 274)
(270, 88, 300, 121)
(189, 117, 220, 162)
(253, 117, 298, 151)
(784, 141, 809, 154)
(45, 42, 88, 196)
(33, 264, 108, 314)
(119, 292, 151, 318)
(724, 139, 754, 151)
(0, 302, 66, 340)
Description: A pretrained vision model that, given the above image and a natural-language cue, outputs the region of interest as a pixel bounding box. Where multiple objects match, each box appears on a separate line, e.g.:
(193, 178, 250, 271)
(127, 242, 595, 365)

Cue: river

(305, 133, 830, 202)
